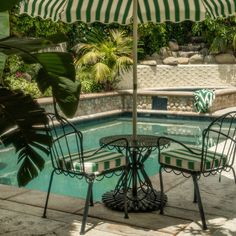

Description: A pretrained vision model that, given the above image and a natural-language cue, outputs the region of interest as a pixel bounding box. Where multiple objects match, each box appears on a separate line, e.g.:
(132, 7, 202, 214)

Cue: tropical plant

(137, 23, 167, 57)
(0, 87, 51, 186)
(192, 16, 236, 53)
(0, 1, 80, 186)
(2, 55, 46, 98)
(74, 29, 133, 91)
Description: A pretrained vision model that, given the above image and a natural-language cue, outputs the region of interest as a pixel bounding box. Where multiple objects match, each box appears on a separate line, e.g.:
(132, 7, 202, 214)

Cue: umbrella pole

(132, 0, 138, 141)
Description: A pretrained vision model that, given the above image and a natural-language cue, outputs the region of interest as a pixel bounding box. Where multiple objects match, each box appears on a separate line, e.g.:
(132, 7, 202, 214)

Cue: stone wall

(39, 92, 124, 117)
(167, 96, 194, 112)
(209, 90, 236, 113)
(118, 64, 236, 89)
(75, 93, 123, 116)
(38, 88, 236, 118)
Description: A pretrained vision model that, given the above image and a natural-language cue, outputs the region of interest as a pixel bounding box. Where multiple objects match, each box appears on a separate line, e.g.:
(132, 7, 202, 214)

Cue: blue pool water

(0, 115, 211, 201)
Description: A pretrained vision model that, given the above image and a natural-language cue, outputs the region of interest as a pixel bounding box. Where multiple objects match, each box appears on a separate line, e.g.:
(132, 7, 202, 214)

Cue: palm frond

(93, 63, 111, 82)
(116, 56, 133, 72)
(75, 51, 101, 66)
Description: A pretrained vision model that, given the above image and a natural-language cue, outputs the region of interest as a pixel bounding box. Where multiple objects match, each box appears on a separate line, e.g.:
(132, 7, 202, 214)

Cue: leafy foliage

(0, 2, 80, 187)
(2, 55, 50, 98)
(4, 75, 42, 98)
(0, 87, 52, 186)
(0, 0, 20, 12)
(0, 36, 81, 117)
(138, 23, 167, 57)
(138, 17, 235, 57)
(74, 29, 133, 91)
(192, 16, 236, 53)
(10, 11, 72, 39)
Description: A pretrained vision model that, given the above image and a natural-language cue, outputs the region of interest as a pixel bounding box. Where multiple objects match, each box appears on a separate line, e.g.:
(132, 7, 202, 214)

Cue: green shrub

(192, 16, 236, 53)
(80, 77, 103, 93)
(3, 55, 52, 98)
(4, 74, 41, 98)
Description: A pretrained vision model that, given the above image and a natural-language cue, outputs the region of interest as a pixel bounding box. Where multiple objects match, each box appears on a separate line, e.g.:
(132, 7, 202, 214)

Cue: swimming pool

(0, 115, 212, 201)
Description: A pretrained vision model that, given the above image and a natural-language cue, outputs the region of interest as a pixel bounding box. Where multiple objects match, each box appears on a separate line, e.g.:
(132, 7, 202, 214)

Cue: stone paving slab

(7, 189, 89, 213)
(0, 208, 66, 236)
(78, 203, 190, 235)
(0, 184, 29, 199)
(164, 172, 236, 219)
(0, 200, 173, 236)
(0, 160, 235, 235)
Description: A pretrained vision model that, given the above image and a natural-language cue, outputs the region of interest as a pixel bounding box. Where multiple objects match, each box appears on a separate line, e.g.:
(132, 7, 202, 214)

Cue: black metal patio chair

(157, 111, 236, 230)
(43, 113, 129, 235)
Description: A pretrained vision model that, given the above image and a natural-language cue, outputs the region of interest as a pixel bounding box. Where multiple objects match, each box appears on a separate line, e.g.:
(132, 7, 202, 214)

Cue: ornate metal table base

(102, 188, 167, 212)
(100, 135, 169, 212)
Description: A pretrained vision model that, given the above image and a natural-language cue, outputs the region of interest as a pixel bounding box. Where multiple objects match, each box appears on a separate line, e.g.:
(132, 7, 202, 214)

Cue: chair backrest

(201, 111, 236, 172)
(46, 113, 84, 175)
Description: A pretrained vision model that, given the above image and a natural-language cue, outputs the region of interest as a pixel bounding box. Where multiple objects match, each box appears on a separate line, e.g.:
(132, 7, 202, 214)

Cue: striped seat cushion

(58, 148, 126, 173)
(160, 147, 227, 171)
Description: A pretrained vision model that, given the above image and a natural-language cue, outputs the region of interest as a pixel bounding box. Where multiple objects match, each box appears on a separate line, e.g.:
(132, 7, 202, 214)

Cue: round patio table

(99, 134, 169, 212)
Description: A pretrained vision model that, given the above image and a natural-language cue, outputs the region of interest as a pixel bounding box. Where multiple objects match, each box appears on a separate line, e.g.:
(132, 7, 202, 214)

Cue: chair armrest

(157, 136, 202, 155)
(83, 137, 129, 159)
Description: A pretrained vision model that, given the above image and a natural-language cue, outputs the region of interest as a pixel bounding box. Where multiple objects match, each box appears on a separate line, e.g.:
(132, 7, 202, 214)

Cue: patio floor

(0, 162, 236, 236)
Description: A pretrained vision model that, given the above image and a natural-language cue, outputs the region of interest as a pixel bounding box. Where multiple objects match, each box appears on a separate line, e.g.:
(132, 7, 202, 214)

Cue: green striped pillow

(193, 89, 215, 113)
(160, 147, 227, 171)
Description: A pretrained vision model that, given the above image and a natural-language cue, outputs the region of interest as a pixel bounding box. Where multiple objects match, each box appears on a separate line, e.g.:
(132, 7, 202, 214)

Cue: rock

(204, 55, 216, 64)
(177, 57, 189, 64)
(189, 54, 204, 64)
(178, 51, 198, 58)
(148, 53, 163, 64)
(200, 48, 209, 56)
(225, 49, 235, 55)
(180, 44, 202, 52)
(144, 55, 153, 60)
(168, 40, 179, 51)
(215, 53, 236, 64)
(163, 57, 178, 65)
(190, 36, 204, 43)
(200, 42, 207, 48)
(139, 60, 157, 65)
(156, 59, 163, 64)
(172, 51, 179, 57)
(150, 52, 162, 60)
(159, 47, 172, 59)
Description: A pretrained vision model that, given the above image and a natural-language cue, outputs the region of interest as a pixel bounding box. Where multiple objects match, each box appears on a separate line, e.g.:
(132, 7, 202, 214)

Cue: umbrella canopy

(20, 0, 235, 24)
(19, 0, 236, 138)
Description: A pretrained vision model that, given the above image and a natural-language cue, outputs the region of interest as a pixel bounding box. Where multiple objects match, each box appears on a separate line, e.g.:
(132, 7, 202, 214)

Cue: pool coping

(65, 107, 236, 124)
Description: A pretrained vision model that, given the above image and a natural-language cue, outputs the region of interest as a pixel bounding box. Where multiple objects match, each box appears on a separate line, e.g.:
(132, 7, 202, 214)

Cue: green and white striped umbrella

(20, 0, 236, 24)
(19, 0, 236, 138)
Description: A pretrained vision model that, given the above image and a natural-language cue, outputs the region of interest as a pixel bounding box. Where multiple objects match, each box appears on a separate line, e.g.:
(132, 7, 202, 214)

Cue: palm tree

(74, 29, 133, 91)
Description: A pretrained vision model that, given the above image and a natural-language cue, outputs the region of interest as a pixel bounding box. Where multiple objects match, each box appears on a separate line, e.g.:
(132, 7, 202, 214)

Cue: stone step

(179, 43, 205, 52)
(190, 36, 205, 43)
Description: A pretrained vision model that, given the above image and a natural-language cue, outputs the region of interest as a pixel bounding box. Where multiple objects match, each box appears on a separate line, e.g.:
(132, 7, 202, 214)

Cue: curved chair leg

(124, 166, 129, 219)
(192, 174, 207, 230)
(159, 166, 164, 215)
(43, 170, 55, 218)
(90, 189, 94, 206)
(193, 185, 197, 203)
(80, 178, 94, 235)
(218, 172, 222, 183)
